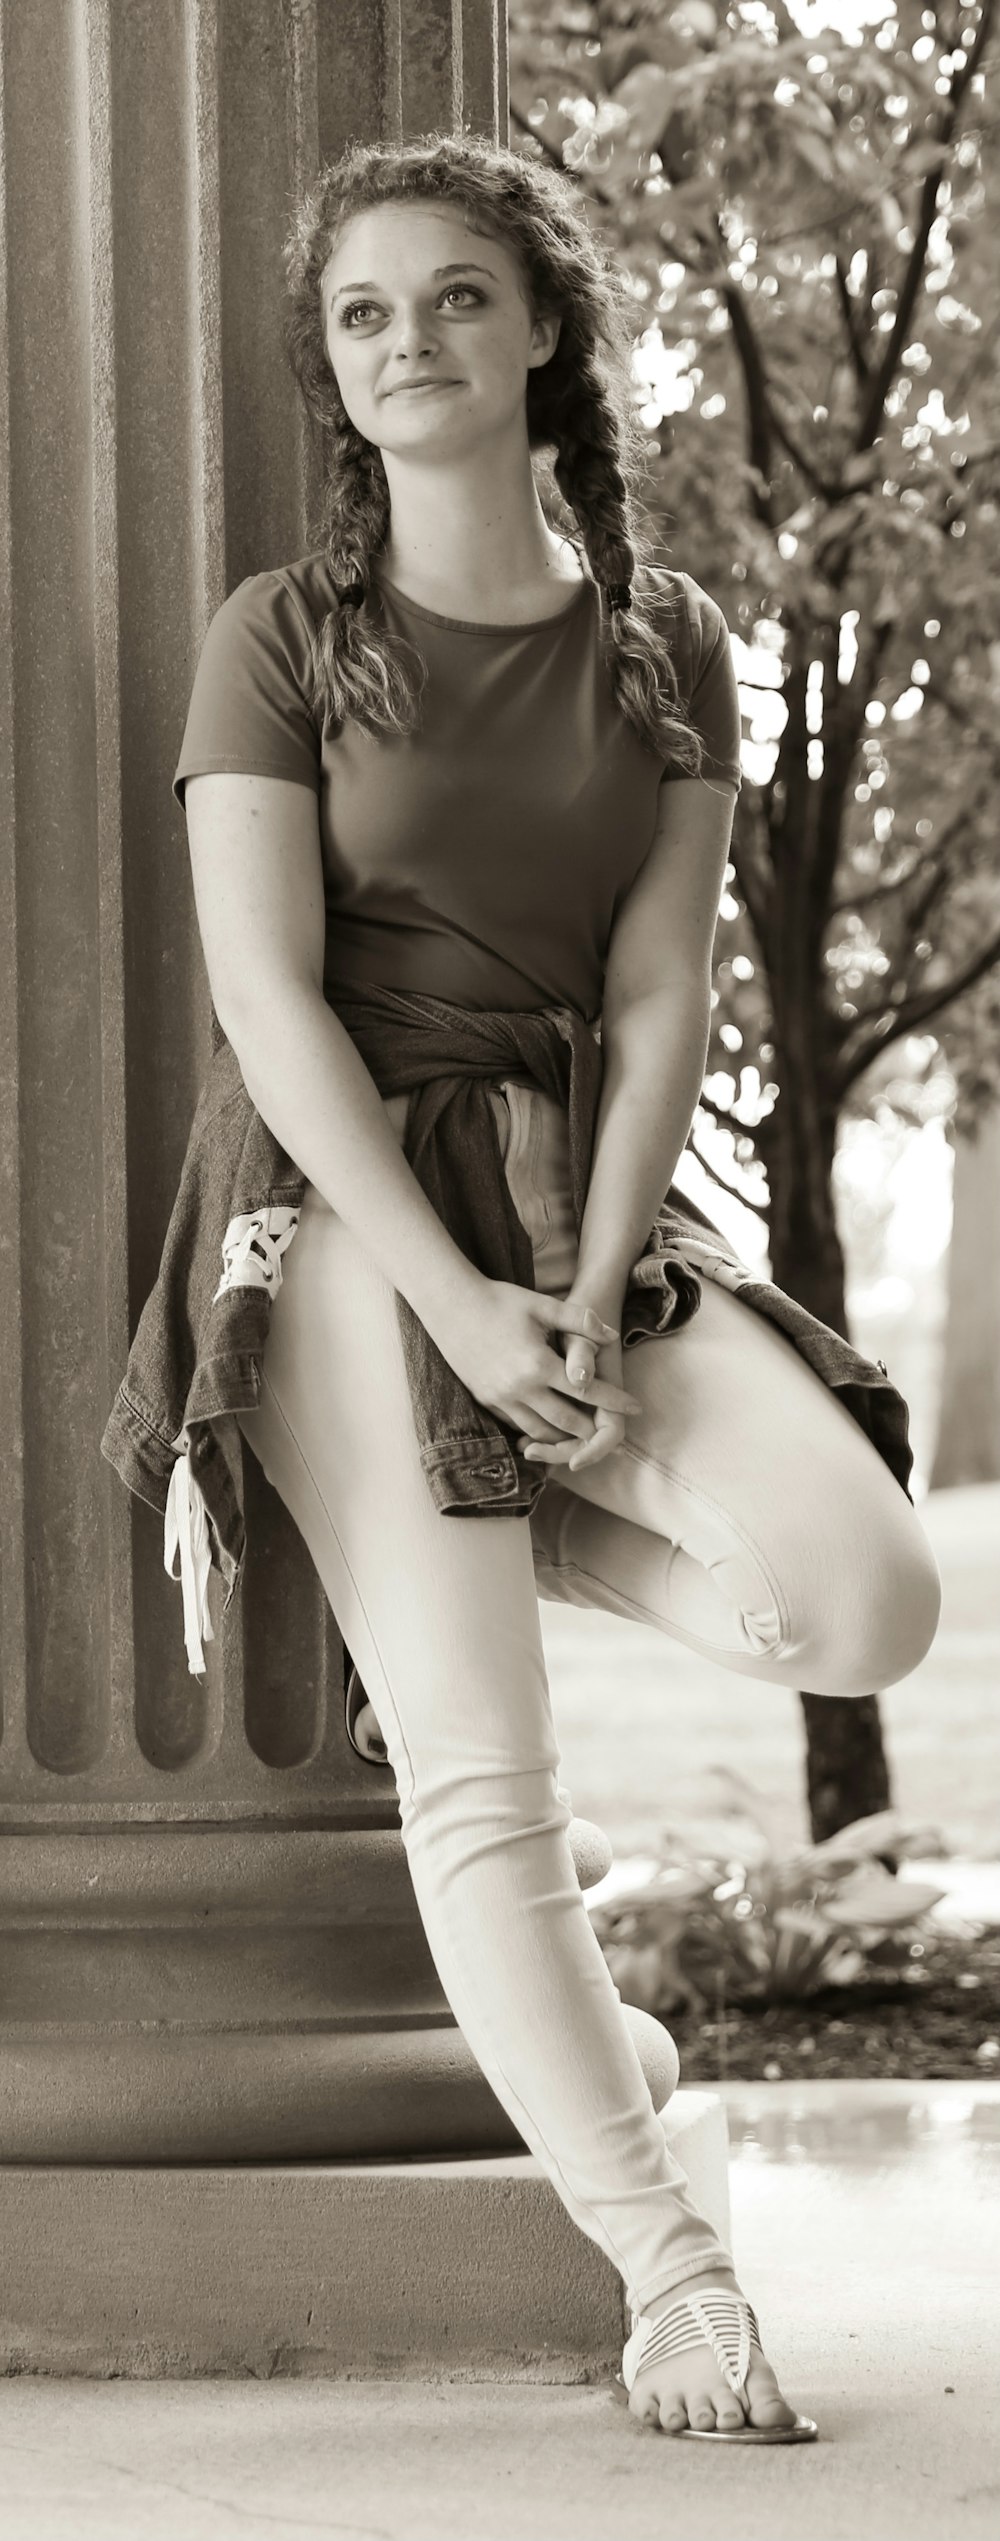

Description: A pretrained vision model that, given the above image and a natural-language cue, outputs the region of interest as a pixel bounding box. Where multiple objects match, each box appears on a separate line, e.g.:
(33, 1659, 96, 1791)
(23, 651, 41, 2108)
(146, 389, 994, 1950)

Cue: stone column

(0, 0, 680, 2165)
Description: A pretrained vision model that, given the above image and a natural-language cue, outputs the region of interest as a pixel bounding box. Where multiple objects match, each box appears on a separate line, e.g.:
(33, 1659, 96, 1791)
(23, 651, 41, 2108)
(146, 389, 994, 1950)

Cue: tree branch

(695, 1086, 746, 1136)
(710, 214, 780, 528)
(829, 771, 994, 914)
(686, 1124, 772, 1220)
(836, 918, 1000, 1092)
(856, 0, 998, 449)
(923, 677, 1000, 777)
(834, 253, 872, 387)
(831, 849, 941, 915)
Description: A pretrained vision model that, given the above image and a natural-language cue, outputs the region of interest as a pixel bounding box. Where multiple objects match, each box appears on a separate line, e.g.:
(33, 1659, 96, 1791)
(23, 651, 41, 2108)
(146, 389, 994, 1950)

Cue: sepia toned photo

(1, 2, 997, 2535)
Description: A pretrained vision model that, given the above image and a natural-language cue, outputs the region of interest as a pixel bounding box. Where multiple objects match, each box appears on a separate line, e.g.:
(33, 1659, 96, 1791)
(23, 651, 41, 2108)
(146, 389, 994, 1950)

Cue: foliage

(509, 0, 1000, 1226)
(587, 1766, 957, 2010)
(508, 0, 1000, 1828)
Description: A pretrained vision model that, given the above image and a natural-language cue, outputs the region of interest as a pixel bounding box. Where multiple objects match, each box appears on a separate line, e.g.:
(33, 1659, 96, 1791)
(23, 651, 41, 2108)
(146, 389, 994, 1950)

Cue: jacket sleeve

(172, 571, 322, 808)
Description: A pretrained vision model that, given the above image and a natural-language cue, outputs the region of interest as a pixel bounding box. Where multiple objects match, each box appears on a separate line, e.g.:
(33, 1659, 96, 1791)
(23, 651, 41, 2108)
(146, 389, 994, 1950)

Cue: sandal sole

(681, 2415, 819, 2443)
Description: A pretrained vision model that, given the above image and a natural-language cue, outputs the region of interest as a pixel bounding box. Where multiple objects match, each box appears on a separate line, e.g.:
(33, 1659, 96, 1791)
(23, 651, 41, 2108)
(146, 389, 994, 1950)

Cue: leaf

(606, 1942, 665, 2013)
(808, 1809, 906, 1869)
(608, 60, 676, 152)
(822, 1866, 947, 1927)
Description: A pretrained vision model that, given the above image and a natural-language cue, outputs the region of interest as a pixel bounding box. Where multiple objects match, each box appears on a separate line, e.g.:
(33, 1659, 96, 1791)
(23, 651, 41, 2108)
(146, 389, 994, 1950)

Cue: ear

(527, 311, 561, 369)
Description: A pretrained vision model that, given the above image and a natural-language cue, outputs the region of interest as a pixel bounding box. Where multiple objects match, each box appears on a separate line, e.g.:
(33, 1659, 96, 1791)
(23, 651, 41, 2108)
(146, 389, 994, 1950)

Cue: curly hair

(281, 129, 705, 774)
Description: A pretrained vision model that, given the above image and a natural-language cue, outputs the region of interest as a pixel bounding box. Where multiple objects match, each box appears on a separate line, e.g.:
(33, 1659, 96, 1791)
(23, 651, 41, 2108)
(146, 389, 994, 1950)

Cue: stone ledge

(0, 2091, 731, 2379)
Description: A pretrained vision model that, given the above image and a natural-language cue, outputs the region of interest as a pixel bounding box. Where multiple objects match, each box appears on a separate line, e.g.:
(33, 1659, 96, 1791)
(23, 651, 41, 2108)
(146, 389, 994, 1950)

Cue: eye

(337, 285, 484, 329)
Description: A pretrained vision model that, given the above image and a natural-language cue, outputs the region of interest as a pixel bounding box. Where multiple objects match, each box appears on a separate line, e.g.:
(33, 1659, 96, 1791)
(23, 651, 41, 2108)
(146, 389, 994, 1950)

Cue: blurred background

(503, 2, 999, 1979)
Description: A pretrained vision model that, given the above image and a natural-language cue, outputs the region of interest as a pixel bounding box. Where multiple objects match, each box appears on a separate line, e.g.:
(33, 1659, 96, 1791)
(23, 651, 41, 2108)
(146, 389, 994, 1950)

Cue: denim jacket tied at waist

(99, 980, 914, 1677)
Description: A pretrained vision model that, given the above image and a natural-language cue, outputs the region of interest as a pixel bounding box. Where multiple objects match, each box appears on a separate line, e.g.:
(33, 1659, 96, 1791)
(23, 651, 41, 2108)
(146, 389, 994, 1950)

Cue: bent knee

(806, 1504, 942, 1697)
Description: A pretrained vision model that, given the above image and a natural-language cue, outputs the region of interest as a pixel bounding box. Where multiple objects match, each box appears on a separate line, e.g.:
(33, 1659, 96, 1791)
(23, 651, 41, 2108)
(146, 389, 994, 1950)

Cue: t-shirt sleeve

(171, 571, 322, 810)
(658, 571, 743, 794)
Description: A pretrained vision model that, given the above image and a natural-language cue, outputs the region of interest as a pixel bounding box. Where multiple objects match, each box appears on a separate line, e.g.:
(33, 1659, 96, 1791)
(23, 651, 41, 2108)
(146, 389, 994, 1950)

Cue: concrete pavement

(1, 2080, 997, 2541)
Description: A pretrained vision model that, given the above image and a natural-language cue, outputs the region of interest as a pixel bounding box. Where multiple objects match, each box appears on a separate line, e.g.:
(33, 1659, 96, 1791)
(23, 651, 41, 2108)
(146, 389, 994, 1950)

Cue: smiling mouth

(390, 380, 460, 395)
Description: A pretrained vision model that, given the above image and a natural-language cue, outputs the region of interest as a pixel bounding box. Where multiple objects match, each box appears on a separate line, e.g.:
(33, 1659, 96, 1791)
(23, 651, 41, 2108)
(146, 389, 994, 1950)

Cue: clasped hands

(517, 1290, 641, 1476)
(438, 1273, 643, 1476)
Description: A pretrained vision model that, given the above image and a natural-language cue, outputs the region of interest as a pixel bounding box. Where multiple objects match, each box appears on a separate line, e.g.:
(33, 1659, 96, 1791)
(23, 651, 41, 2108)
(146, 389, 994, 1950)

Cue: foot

(627, 2267, 799, 2436)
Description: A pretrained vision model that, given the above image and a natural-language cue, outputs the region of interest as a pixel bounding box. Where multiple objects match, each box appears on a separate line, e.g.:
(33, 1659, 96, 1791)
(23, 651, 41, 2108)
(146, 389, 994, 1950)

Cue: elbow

(602, 971, 712, 1048)
(212, 978, 321, 1104)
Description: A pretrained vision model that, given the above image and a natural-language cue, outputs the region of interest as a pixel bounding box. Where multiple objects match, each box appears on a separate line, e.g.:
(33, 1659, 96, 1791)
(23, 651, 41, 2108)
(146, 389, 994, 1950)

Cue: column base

(0, 2092, 731, 2378)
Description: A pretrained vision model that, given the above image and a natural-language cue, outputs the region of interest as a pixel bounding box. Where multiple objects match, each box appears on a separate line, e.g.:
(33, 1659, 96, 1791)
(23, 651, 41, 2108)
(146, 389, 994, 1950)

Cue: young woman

(173, 133, 942, 2442)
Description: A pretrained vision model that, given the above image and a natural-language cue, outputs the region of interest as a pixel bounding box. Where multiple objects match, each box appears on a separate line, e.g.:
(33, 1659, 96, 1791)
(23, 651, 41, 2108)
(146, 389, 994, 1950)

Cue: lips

(389, 379, 460, 394)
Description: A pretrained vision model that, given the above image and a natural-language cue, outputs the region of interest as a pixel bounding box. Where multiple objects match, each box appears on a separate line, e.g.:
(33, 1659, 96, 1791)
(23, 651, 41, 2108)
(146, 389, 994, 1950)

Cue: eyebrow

(331, 262, 497, 300)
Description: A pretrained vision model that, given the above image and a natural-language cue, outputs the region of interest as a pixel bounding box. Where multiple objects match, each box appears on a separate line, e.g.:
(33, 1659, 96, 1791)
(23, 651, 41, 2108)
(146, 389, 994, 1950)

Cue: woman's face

(320, 201, 559, 459)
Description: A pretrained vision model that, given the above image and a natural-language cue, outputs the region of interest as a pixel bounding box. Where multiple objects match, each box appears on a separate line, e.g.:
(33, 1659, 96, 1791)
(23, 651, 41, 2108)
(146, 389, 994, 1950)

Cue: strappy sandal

(344, 1661, 389, 1766)
(621, 2286, 819, 2442)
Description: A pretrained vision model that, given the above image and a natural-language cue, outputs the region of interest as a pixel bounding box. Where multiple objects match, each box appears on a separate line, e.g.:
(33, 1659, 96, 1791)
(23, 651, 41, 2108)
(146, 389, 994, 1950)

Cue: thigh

(235, 1090, 561, 1811)
(498, 1083, 941, 1692)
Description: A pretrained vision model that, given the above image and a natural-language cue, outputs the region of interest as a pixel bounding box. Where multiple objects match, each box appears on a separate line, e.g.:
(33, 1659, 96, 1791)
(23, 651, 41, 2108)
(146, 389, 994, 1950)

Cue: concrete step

(0, 2090, 731, 2379)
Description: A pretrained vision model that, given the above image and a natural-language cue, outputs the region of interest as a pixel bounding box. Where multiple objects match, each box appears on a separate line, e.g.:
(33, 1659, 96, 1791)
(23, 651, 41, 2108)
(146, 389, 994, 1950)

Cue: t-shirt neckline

(372, 565, 595, 636)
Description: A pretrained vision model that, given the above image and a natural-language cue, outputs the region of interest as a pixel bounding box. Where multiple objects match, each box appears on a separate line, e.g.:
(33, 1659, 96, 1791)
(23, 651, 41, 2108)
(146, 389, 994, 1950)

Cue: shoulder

(209, 552, 339, 653)
(641, 564, 732, 674)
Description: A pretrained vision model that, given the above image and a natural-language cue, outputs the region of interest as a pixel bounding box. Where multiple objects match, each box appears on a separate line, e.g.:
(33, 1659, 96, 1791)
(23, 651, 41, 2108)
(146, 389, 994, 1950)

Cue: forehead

(322, 200, 514, 301)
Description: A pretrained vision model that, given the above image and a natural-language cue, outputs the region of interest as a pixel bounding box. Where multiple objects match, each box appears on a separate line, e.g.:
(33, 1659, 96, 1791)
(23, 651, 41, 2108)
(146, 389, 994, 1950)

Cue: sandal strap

(626, 2290, 762, 2399)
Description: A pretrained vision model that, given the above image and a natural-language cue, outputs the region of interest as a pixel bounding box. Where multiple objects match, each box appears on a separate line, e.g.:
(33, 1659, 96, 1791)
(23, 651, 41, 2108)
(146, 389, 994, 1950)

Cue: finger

(550, 1368, 643, 1416)
(537, 1298, 620, 1344)
(565, 1416, 625, 1471)
(535, 1393, 594, 1440)
(523, 1426, 620, 1470)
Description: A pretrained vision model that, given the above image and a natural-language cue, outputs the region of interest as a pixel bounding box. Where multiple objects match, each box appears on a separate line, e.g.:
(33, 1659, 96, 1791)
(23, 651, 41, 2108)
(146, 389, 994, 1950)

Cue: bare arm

(183, 772, 484, 1332)
(572, 774, 739, 1318)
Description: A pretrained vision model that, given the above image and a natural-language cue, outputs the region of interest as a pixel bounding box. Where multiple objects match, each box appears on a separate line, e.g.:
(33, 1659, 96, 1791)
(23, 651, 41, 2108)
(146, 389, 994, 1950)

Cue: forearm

(574, 986, 712, 1317)
(225, 983, 484, 1334)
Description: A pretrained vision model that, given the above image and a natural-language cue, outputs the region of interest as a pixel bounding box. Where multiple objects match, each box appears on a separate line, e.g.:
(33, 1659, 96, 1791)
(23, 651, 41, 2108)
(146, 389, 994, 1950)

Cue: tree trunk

(760, 1080, 894, 1840)
(799, 1692, 892, 1840)
(930, 1107, 1000, 1486)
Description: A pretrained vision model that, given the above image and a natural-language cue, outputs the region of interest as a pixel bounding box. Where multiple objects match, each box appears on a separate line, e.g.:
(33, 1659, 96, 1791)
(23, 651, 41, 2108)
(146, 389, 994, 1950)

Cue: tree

(509, 0, 1000, 1835)
(930, 1106, 1000, 1482)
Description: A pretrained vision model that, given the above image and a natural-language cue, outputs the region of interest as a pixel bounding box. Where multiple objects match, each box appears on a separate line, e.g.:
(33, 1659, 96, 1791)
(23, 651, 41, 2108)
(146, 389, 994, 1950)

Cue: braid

(281, 132, 717, 770)
(549, 347, 702, 774)
(550, 348, 636, 600)
(306, 399, 428, 735)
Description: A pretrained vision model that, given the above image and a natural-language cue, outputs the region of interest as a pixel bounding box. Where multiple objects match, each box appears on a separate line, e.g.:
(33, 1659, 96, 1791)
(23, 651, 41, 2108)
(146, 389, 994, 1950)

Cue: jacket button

(469, 1462, 509, 1484)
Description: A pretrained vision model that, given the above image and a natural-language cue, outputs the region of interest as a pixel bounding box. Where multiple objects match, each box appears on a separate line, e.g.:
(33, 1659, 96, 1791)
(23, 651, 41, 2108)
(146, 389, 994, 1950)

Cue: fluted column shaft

(0, 0, 515, 2160)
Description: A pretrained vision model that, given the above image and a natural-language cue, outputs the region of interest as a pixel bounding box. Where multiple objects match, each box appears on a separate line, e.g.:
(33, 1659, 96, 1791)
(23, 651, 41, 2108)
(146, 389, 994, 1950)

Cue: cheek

(327, 342, 377, 425)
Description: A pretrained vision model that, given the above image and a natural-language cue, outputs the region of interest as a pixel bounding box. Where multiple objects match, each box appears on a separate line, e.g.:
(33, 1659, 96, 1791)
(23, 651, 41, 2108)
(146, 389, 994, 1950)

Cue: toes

(688, 2398, 718, 2431)
(659, 2404, 689, 2435)
(716, 2401, 748, 2432)
(747, 2365, 797, 2430)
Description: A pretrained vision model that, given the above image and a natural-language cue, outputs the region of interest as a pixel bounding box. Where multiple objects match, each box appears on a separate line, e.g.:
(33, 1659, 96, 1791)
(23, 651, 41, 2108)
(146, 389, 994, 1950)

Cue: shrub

(588, 1770, 954, 2015)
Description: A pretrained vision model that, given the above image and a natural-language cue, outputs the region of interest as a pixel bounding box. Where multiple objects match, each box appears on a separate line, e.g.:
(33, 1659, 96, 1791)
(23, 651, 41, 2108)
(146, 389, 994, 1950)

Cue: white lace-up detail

(163, 1207, 302, 1674)
(211, 1206, 300, 1302)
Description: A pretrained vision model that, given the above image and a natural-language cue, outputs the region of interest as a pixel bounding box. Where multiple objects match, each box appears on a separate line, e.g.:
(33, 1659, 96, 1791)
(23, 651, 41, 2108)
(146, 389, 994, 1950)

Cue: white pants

(236, 1081, 942, 2316)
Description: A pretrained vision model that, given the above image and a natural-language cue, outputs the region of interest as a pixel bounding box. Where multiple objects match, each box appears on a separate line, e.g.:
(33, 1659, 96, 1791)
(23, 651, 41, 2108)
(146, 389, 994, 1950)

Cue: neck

(378, 428, 577, 609)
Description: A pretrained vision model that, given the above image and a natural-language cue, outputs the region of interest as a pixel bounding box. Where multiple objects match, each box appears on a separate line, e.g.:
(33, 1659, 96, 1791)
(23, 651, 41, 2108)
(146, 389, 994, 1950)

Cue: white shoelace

(163, 1208, 301, 1673)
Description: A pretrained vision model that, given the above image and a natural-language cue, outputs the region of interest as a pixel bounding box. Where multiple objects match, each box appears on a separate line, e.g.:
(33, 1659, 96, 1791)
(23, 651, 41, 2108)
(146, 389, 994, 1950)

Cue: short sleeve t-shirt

(172, 551, 742, 1026)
